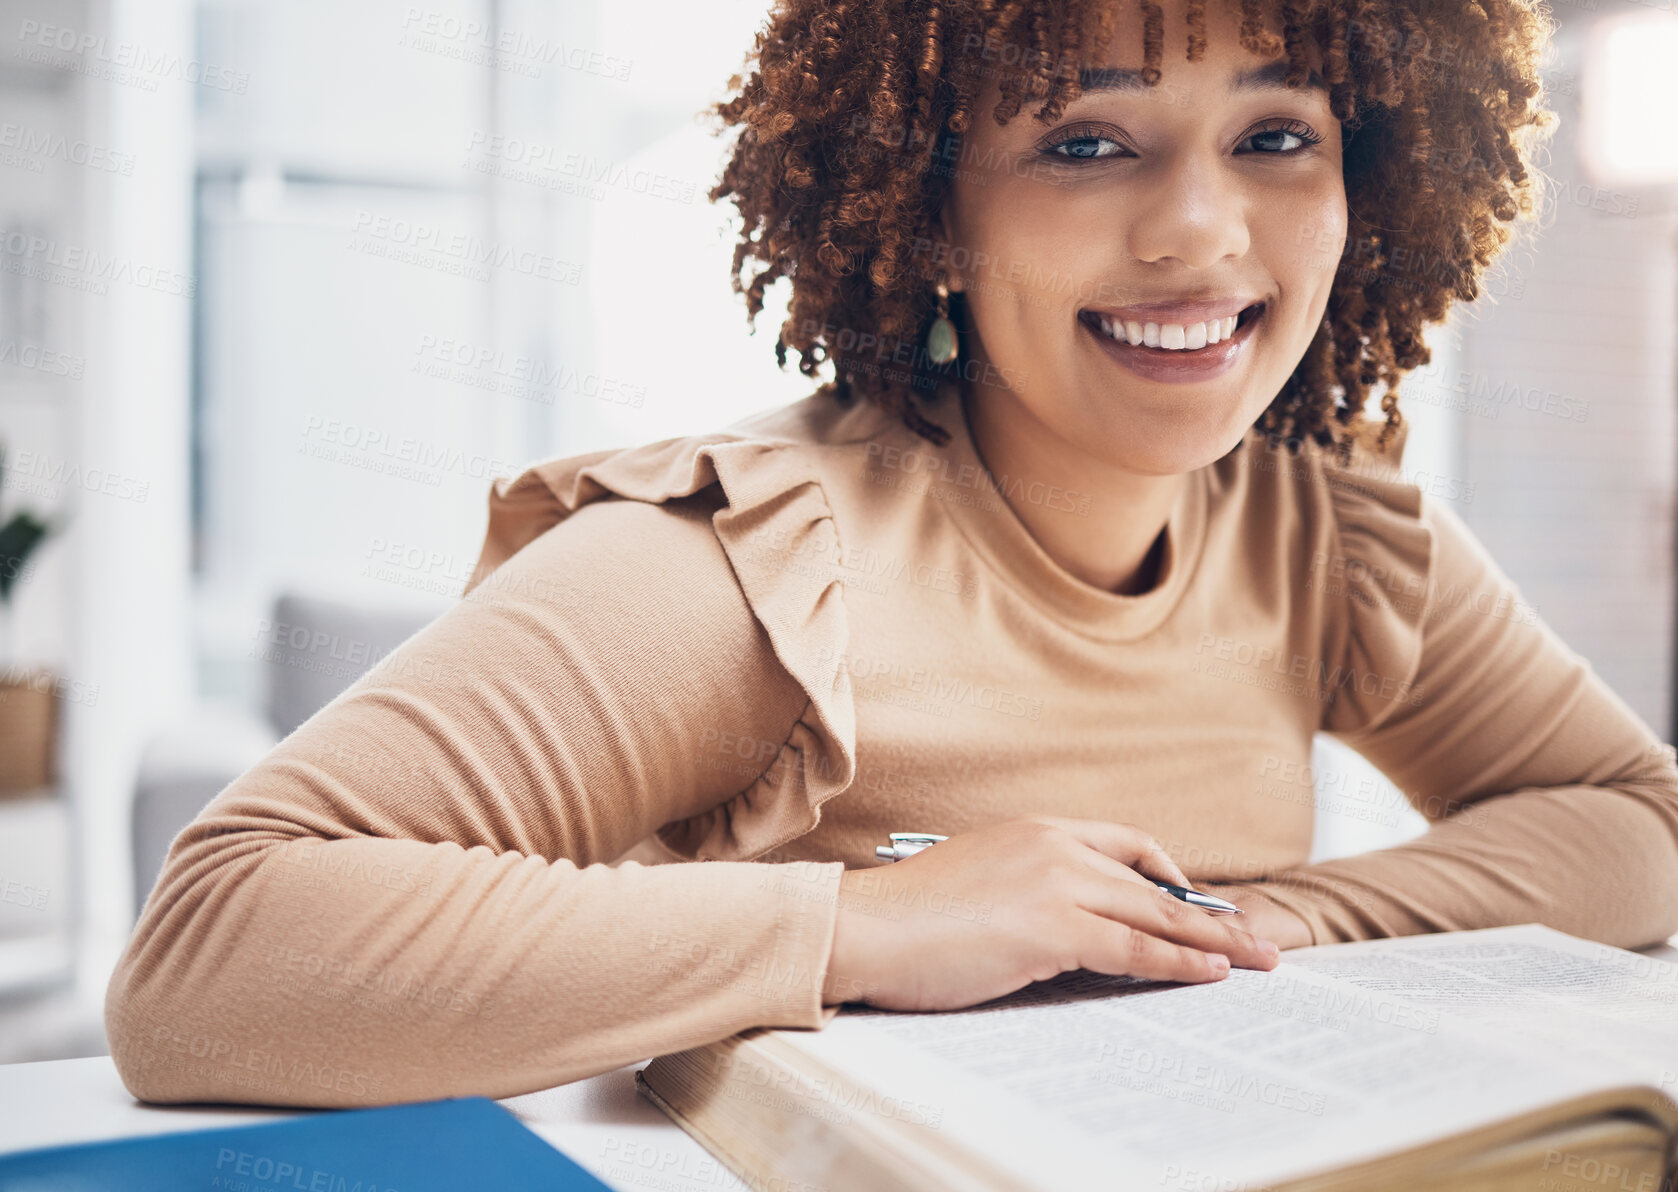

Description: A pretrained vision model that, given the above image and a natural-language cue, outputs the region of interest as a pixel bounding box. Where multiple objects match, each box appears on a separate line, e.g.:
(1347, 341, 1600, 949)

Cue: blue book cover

(0, 1096, 616, 1191)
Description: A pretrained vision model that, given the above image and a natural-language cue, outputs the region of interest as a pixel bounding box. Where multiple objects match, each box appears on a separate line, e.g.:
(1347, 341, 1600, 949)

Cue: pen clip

(876, 832, 947, 861)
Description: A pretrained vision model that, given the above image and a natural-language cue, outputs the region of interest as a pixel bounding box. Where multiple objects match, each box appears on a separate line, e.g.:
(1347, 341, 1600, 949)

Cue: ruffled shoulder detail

(464, 432, 857, 864)
(1316, 435, 1437, 735)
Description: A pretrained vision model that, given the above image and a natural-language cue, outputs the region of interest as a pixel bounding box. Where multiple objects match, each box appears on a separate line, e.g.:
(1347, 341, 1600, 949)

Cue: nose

(1125, 151, 1251, 269)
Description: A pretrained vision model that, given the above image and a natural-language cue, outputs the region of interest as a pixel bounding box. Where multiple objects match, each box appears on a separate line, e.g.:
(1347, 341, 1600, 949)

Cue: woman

(106, 0, 1678, 1108)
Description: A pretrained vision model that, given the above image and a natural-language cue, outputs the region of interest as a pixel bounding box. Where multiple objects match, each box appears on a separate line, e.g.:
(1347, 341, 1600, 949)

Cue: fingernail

(1261, 940, 1280, 961)
(1209, 954, 1230, 975)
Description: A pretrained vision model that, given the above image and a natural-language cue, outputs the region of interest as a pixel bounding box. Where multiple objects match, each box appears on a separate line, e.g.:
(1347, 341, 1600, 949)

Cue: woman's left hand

(1197, 884, 1315, 950)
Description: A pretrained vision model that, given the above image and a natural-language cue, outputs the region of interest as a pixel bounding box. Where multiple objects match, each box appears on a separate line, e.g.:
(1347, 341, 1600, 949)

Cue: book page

(792, 940, 1656, 1191)
(1285, 923, 1678, 1088)
(1641, 939, 1678, 965)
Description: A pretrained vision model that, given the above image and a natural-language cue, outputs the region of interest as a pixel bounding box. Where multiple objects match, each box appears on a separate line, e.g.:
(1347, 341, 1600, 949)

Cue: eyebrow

(1077, 59, 1328, 93)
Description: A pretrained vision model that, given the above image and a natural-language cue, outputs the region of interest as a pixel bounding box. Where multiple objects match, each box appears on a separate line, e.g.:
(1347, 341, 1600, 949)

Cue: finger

(1075, 852, 1253, 926)
(1077, 848, 1183, 895)
(1079, 877, 1279, 971)
(1028, 816, 1192, 888)
(1073, 912, 1232, 985)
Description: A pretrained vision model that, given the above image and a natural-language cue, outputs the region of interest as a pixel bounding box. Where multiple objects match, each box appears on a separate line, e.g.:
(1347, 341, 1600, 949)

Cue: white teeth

(1093, 311, 1245, 350)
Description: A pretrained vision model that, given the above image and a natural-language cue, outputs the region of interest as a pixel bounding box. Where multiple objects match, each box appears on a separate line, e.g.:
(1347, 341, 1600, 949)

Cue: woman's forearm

(108, 832, 847, 1106)
(1199, 777, 1678, 950)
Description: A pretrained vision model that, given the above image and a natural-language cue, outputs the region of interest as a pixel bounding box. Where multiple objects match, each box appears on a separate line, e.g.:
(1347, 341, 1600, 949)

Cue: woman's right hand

(820, 815, 1282, 1010)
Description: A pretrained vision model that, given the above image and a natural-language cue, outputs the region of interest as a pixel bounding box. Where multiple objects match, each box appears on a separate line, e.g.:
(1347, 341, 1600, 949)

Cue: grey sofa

(130, 592, 443, 915)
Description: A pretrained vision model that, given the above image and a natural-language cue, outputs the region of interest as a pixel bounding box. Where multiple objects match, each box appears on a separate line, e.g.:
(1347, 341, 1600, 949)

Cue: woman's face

(937, 0, 1346, 476)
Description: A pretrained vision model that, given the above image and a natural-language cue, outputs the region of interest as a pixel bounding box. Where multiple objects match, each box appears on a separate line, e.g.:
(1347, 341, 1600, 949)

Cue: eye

(1240, 119, 1325, 155)
(1041, 122, 1126, 160)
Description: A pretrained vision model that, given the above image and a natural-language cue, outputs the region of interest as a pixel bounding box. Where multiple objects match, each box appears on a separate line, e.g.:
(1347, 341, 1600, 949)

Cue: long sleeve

(1206, 468, 1678, 951)
(104, 481, 856, 1108)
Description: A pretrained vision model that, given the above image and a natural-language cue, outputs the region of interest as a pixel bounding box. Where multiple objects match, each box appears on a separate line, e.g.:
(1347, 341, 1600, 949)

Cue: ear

(932, 202, 965, 295)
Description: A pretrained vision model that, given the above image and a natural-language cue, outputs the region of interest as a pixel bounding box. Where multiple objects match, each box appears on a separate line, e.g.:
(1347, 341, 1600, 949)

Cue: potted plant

(0, 444, 64, 796)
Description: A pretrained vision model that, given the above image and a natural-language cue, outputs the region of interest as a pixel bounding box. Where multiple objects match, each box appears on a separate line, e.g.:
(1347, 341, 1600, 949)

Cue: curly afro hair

(707, 0, 1559, 465)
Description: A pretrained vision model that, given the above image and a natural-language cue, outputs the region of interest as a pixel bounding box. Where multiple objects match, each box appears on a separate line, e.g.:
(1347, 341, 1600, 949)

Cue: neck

(959, 382, 1187, 597)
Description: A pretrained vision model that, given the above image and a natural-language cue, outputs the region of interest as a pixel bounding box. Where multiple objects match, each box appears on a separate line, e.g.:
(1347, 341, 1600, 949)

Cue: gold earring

(926, 280, 958, 365)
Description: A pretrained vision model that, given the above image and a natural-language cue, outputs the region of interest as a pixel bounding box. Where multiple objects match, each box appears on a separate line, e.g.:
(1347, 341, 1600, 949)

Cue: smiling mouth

(1076, 301, 1267, 351)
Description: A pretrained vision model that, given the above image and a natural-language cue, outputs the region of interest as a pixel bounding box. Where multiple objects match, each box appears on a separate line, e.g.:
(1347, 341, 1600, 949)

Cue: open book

(635, 924, 1678, 1191)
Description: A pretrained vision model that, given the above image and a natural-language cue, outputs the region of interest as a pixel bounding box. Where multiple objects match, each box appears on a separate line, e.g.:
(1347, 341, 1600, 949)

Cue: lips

(1077, 298, 1266, 383)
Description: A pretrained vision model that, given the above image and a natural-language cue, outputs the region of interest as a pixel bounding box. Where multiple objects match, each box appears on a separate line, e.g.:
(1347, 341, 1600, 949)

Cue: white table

(0, 1055, 740, 1192)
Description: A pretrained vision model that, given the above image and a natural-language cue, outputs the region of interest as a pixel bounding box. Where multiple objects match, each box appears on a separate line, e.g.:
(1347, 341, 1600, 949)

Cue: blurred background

(0, 0, 1674, 1063)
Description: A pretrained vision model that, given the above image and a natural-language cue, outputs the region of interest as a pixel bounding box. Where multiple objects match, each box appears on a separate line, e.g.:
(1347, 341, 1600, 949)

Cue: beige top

(105, 382, 1678, 1107)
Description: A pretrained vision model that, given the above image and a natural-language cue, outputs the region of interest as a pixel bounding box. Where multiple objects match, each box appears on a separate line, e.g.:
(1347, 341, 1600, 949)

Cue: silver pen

(874, 833, 1244, 915)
